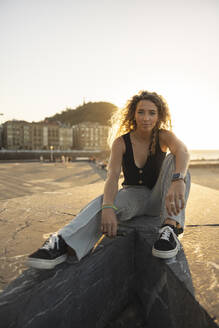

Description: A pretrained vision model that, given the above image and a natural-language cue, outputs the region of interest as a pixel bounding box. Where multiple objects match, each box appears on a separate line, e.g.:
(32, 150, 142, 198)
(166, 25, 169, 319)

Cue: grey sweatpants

(59, 154, 191, 260)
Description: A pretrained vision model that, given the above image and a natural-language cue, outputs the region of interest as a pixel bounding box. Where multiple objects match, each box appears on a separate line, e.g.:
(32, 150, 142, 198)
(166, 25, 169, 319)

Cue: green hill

(43, 102, 117, 126)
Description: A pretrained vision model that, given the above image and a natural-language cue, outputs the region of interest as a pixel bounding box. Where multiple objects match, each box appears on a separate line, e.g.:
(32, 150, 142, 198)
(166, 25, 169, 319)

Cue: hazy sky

(1, 0, 219, 149)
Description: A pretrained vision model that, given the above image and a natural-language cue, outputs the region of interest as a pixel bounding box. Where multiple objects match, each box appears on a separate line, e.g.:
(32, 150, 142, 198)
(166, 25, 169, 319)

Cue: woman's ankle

(163, 219, 183, 234)
(164, 218, 177, 227)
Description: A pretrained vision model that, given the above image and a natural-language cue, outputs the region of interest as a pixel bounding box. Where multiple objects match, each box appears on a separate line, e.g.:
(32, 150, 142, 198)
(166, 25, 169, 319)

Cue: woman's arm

(160, 130, 190, 217)
(101, 137, 125, 237)
(160, 129, 190, 175)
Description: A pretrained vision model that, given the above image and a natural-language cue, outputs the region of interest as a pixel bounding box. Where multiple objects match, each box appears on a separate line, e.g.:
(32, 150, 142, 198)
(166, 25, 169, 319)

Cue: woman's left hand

(166, 180, 186, 216)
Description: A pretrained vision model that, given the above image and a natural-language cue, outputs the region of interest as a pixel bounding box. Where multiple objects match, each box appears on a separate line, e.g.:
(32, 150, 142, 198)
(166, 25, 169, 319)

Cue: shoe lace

(42, 234, 59, 250)
(160, 227, 172, 241)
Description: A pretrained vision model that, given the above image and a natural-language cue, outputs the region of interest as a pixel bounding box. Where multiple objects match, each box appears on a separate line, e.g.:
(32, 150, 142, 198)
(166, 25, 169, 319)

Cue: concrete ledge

(135, 232, 217, 328)
(0, 217, 218, 328)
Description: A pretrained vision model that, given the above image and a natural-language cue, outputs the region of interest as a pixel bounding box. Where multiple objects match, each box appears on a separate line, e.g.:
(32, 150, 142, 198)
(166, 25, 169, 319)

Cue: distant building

(31, 123, 44, 150)
(47, 124, 60, 150)
(72, 122, 109, 150)
(2, 120, 31, 150)
(59, 126, 73, 150)
(2, 121, 73, 150)
(23, 123, 32, 149)
(0, 125, 3, 148)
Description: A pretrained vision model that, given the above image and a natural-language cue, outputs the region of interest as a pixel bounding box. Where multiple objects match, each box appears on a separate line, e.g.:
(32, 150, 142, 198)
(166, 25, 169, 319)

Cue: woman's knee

(114, 189, 134, 219)
(184, 170, 191, 199)
(163, 153, 176, 171)
(114, 187, 150, 220)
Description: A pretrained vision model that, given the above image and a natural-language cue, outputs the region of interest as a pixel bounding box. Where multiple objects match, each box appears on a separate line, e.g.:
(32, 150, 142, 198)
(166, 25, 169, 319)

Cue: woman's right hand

(101, 208, 118, 237)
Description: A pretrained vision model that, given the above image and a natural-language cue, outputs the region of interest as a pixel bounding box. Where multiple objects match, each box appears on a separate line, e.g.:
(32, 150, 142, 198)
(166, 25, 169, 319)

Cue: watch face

(173, 173, 180, 179)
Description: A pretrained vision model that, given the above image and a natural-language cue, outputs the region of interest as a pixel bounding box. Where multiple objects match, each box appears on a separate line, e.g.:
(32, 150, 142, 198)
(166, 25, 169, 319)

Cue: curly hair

(108, 90, 172, 155)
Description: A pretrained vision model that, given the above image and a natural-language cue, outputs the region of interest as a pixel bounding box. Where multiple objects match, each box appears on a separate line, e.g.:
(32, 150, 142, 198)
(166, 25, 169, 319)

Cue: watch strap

(172, 172, 185, 182)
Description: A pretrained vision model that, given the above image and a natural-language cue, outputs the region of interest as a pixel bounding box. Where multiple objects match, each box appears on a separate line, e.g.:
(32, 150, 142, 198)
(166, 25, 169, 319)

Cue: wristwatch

(172, 172, 185, 182)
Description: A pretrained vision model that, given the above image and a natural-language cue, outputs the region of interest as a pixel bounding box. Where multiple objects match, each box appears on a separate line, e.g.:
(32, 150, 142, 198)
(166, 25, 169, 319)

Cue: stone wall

(0, 217, 217, 328)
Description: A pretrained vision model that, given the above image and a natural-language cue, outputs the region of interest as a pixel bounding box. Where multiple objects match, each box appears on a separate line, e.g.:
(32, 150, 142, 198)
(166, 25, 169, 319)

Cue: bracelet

(102, 204, 118, 211)
(172, 178, 186, 183)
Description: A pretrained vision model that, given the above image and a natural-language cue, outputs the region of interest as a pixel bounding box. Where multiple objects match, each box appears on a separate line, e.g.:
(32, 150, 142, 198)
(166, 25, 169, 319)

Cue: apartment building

(72, 122, 109, 150)
(59, 127, 73, 150)
(23, 123, 32, 149)
(0, 125, 4, 148)
(47, 124, 60, 149)
(31, 123, 44, 150)
(2, 120, 30, 150)
(2, 121, 73, 150)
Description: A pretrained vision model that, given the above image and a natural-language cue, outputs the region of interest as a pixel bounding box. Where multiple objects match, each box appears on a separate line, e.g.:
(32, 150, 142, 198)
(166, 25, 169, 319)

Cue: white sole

(26, 254, 67, 270)
(152, 246, 179, 259)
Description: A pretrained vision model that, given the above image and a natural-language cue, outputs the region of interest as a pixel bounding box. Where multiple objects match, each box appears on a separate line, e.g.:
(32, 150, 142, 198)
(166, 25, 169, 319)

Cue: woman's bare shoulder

(159, 128, 173, 137)
(159, 129, 177, 142)
(158, 129, 172, 152)
(159, 129, 188, 154)
(112, 136, 126, 153)
(107, 136, 126, 177)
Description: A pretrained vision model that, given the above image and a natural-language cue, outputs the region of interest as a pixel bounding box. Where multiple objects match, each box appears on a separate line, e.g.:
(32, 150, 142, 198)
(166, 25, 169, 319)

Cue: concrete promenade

(0, 161, 218, 324)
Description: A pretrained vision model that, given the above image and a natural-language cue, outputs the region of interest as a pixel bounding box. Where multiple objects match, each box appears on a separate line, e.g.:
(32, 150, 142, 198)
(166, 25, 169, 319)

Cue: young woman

(27, 90, 191, 270)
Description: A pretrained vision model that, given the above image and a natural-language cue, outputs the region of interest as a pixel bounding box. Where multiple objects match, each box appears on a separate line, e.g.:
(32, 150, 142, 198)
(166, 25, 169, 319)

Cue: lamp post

(50, 145, 54, 162)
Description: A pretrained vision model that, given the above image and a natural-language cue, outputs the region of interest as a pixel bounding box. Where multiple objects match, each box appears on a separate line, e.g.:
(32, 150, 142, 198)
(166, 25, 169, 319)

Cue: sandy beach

(0, 161, 218, 322)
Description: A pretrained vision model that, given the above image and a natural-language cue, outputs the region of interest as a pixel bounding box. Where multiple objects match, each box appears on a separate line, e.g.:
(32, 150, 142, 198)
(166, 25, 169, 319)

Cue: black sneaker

(27, 234, 67, 269)
(152, 224, 181, 259)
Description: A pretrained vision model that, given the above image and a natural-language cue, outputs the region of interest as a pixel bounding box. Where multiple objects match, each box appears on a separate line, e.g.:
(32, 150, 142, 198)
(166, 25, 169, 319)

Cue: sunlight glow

(1, 0, 219, 150)
(109, 84, 219, 150)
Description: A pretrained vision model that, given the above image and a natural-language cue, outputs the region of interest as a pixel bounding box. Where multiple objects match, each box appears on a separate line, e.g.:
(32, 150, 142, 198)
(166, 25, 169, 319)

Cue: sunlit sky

(1, 0, 219, 149)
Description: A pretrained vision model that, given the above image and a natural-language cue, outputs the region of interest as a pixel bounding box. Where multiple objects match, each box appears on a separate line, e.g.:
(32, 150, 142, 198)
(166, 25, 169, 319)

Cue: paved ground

(189, 165, 219, 191)
(0, 162, 106, 289)
(0, 161, 218, 200)
(0, 161, 218, 324)
(0, 161, 104, 201)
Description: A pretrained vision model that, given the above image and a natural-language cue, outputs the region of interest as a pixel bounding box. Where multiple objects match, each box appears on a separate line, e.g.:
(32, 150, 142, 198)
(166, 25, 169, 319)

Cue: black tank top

(122, 132, 166, 189)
